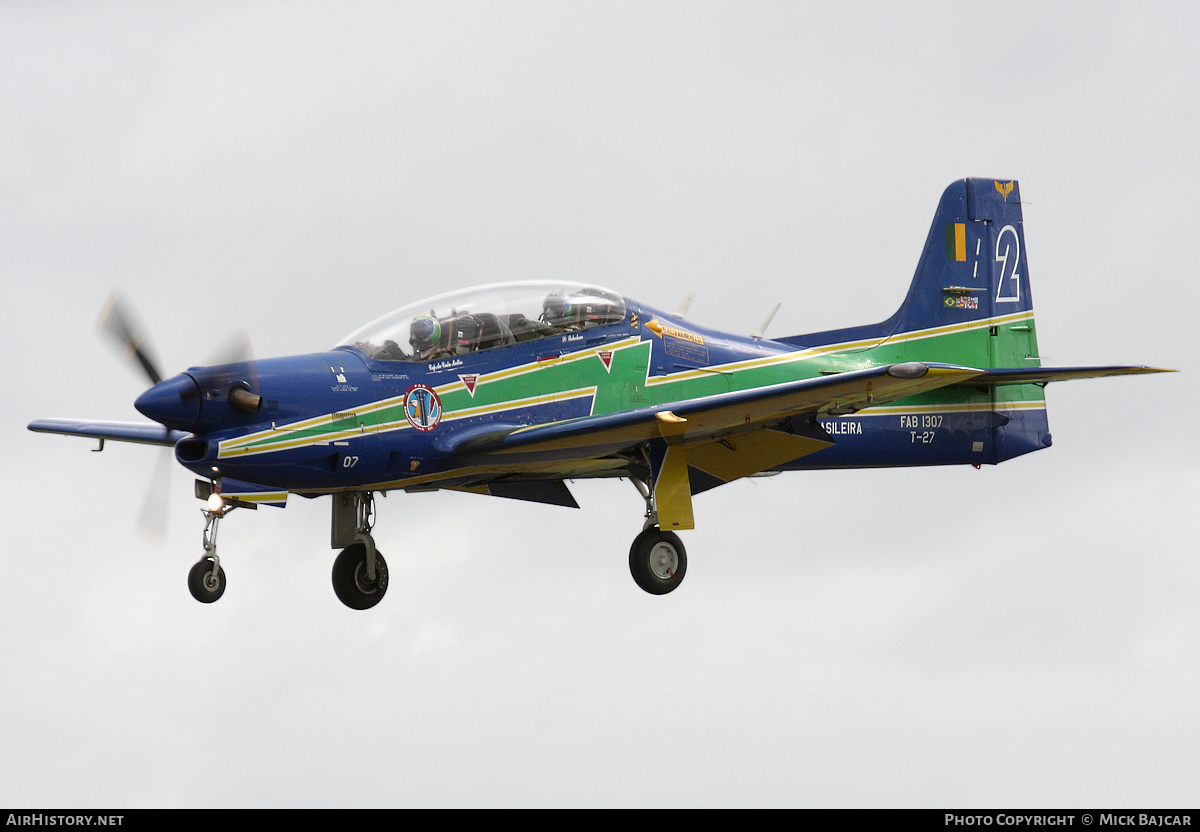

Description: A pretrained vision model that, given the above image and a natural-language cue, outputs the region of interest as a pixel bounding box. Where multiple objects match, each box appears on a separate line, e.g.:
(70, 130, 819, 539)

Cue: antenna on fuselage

(674, 292, 695, 318)
(750, 302, 781, 340)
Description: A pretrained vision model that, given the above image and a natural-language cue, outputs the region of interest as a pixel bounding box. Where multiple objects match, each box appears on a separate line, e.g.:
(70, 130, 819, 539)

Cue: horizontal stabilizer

(28, 419, 187, 447)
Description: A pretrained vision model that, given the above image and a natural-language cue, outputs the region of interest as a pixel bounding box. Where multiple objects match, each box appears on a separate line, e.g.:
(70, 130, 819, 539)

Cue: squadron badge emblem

(404, 384, 442, 432)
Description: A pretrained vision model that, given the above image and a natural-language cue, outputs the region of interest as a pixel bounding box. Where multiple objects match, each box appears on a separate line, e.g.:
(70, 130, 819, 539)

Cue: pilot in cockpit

(409, 313, 443, 359)
(542, 290, 582, 331)
(543, 288, 625, 331)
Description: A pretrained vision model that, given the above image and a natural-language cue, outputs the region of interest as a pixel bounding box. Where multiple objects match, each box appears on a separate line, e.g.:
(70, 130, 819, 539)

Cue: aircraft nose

(135, 373, 201, 432)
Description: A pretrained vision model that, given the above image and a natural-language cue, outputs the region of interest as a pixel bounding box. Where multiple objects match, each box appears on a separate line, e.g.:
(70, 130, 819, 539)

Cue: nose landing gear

(188, 503, 228, 603)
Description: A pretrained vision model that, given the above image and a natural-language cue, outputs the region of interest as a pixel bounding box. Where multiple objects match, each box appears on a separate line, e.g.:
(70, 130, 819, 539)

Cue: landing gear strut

(188, 504, 228, 603)
(628, 477, 688, 595)
(331, 492, 388, 610)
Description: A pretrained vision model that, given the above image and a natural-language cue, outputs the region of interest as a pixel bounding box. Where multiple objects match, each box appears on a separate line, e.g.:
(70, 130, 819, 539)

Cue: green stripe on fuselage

(219, 311, 1041, 459)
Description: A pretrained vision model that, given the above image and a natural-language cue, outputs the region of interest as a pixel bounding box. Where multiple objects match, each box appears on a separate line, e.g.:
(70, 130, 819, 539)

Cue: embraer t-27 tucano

(30, 178, 1169, 609)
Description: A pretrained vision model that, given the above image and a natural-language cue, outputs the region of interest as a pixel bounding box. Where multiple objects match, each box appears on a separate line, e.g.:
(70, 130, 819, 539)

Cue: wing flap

(685, 428, 832, 484)
(446, 479, 580, 508)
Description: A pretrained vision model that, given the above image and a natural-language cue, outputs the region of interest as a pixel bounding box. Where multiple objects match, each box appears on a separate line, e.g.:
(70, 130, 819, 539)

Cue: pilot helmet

(410, 314, 441, 351)
(543, 291, 577, 325)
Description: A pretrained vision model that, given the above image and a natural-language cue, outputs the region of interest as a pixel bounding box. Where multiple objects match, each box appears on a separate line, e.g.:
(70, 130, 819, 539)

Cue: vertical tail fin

(782, 177, 1040, 370)
(912, 179, 1050, 461)
(781, 178, 1050, 463)
(893, 177, 1040, 370)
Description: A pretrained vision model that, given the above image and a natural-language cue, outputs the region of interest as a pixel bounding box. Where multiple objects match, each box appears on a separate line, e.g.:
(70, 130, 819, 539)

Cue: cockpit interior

(339, 282, 627, 362)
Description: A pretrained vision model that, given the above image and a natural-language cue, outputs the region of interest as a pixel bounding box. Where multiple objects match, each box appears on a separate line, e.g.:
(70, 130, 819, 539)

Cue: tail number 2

(995, 224, 1021, 303)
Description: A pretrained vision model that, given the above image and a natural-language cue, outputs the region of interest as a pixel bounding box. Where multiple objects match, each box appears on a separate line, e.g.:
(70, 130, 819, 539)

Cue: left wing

(447, 362, 983, 464)
(432, 362, 982, 529)
(27, 419, 187, 447)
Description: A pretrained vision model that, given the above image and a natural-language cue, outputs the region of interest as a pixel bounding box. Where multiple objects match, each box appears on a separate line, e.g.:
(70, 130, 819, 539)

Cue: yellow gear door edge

(654, 444, 695, 531)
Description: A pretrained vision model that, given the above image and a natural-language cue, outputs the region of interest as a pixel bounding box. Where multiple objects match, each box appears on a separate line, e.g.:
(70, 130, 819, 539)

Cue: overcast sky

(3, 1, 1197, 808)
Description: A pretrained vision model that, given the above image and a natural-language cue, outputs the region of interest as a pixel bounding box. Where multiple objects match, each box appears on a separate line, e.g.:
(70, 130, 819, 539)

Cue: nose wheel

(188, 556, 226, 603)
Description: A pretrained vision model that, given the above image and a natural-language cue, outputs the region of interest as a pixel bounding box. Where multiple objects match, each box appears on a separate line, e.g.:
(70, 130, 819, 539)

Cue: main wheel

(332, 542, 389, 610)
(629, 527, 687, 595)
(188, 557, 226, 603)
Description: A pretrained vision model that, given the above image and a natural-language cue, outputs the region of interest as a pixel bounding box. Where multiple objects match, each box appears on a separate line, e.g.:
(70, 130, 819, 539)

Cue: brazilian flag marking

(945, 223, 966, 261)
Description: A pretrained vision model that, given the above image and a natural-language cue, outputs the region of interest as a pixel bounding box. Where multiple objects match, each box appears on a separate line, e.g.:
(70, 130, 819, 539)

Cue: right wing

(27, 419, 186, 447)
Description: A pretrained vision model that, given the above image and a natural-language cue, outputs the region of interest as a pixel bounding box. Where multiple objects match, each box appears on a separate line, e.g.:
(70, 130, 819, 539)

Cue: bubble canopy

(336, 281, 628, 362)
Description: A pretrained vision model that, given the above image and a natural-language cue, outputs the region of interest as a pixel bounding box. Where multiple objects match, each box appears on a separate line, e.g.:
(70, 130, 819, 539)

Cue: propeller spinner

(96, 292, 261, 538)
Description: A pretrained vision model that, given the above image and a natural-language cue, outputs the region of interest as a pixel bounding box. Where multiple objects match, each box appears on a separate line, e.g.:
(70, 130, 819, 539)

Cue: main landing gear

(184, 481, 681, 606)
(628, 478, 688, 595)
(330, 491, 388, 610)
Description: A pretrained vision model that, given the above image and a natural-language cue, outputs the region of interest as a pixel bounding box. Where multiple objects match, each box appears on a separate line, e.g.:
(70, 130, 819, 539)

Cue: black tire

(332, 543, 389, 610)
(188, 557, 226, 603)
(628, 527, 687, 595)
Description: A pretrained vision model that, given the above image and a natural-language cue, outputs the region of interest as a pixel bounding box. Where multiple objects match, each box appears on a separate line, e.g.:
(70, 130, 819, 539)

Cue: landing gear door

(331, 492, 358, 549)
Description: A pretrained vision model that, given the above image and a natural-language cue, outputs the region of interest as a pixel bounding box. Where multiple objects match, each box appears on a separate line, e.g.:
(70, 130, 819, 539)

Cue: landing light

(207, 493, 225, 512)
(887, 362, 929, 379)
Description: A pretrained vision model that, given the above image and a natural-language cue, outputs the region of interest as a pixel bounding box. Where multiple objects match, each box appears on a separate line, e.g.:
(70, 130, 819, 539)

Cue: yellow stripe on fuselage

(218, 313, 1035, 459)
